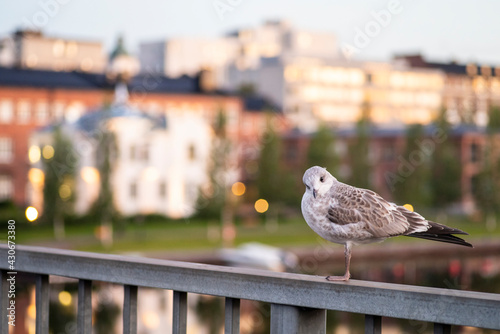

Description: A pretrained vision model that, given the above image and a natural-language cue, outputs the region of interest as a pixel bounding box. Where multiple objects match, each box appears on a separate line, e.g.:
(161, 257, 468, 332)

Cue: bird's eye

(306, 185, 310, 190)
(320, 176, 324, 183)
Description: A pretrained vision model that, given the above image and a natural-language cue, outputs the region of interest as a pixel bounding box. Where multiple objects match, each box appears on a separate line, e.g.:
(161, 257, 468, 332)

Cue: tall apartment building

(228, 56, 445, 131)
(395, 54, 500, 127)
(139, 20, 338, 87)
(0, 29, 107, 73)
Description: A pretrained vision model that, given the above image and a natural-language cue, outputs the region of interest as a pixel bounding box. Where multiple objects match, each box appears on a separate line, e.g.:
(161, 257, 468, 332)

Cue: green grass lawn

(4, 213, 498, 254)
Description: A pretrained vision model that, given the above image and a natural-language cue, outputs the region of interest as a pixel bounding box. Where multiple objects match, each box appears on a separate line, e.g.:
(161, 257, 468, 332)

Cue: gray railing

(0, 245, 499, 333)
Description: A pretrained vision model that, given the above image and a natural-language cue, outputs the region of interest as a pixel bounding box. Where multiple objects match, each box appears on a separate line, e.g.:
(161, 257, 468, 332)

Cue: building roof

(75, 103, 167, 134)
(394, 54, 499, 77)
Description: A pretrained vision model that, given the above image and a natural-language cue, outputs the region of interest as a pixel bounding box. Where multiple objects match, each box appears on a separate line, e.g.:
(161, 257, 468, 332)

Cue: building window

(159, 182, 167, 198)
(36, 102, 49, 123)
(0, 100, 13, 123)
(0, 138, 12, 163)
(0, 175, 13, 200)
(17, 100, 31, 124)
(470, 143, 480, 163)
(130, 182, 137, 198)
(188, 144, 196, 161)
(382, 143, 396, 161)
(130, 145, 149, 161)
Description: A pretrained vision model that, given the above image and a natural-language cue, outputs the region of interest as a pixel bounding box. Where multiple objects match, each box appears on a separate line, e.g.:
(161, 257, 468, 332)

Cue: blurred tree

(42, 124, 78, 239)
(257, 116, 282, 203)
(430, 107, 462, 207)
(472, 106, 500, 219)
(195, 295, 224, 334)
(393, 124, 431, 207)
(196, 108, 231, 219)
(307, 123, 339, 173)
(237, 83, 256, 96)
(88, 107, 118, 248)
(487, 106, 500, 131)
(348, 99, 372, 189)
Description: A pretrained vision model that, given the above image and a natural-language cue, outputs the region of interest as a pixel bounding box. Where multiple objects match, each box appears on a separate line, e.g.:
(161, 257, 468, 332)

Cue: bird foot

(325, 274, 350, 282)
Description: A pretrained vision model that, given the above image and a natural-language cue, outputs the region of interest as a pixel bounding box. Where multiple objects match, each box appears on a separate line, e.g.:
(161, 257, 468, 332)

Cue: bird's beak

(313, 189, 317, 199)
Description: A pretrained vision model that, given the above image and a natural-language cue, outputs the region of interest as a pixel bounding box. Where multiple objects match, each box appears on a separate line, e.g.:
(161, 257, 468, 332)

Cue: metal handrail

(0, 245, 499, 333)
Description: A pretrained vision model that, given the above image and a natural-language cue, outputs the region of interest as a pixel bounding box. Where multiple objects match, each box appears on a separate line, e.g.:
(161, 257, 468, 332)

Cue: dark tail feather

(407, 221, 473, 248)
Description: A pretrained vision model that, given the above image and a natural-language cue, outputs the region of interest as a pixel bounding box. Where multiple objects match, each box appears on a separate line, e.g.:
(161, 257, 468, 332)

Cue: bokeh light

(58, 291, 72, 306)
(59, 184, 72, 200)
(28, 168, 44, 186)
(25, 206, 38, 222)
(28, 145, 41, 163)
(42, 145, 54, 160)
(403, 204, 414, 212)
(81, 166, 100, 184)
(231, 182, 246, 196)
(254, 199, 269, 213)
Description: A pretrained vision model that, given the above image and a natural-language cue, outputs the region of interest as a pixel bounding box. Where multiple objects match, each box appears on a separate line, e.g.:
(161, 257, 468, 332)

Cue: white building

(139, 20, 338, 87)
(28, 93, 212, 219)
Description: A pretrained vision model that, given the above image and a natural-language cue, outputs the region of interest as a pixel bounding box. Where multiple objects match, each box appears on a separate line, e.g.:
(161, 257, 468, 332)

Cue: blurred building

(0, 64, 282, 218)
(228, 56, 445, 131)
(139, 20, 338, 87)
(29, 88, 212, 218)
(395, 54, 500, 127)
(282, 125, 496, 212)
(0, 29, 107, 72)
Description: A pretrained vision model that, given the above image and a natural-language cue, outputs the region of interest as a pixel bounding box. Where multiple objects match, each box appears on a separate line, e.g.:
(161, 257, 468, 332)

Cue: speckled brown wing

(327, 183, 414, 238)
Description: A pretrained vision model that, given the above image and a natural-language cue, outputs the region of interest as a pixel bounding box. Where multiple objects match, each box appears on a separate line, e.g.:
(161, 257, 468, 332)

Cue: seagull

(301, 166, 472, 281)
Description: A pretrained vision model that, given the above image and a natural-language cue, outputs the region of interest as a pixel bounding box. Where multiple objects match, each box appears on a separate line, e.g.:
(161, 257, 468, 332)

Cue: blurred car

(218, 242, 298, 272)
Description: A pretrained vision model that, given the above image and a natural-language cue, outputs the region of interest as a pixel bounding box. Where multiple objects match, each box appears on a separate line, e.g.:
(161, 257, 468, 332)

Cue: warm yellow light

(26, 206, 38, 222)
(254, 199, 269, 213)
(403, 204, 414, 212)
(28, 145, 41, 163)
(42, 145, 54, 160)
(81, 167, 100, 184)
(141, 312, 160, 329)
(59, 184, 72, 200)
(28, 168, 45, 186)
(27, 304, 36, 319)
(231, 182, 246, 196)
(58, 291, 72, 306)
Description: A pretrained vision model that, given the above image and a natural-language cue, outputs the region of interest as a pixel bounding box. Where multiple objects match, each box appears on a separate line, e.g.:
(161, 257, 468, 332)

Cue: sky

(0, 0, 499, 64)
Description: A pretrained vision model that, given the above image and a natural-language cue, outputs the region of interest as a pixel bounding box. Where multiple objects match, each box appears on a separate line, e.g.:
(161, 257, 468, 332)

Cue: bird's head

(303, 166, 336, 199)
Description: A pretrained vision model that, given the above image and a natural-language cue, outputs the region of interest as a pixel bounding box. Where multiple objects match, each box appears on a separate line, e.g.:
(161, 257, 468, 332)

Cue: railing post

(0, 271, 9, 334)
(77, 279, 92, 334)
(270, 304, 326, 334)
(123, 285, 138, 334)
(365, 314, 382, 334)
(36, 274, 49, 334)
(225, 297, 240, 334)
(434, 323, 452, 334)
(172, 291, 187, 334)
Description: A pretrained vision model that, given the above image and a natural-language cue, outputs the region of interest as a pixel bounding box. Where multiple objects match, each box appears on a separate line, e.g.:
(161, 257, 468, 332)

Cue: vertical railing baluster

(172, 291, 187, 334)
(123, 285, 138, 334)
(36, 274, 49, 334)
(0, 271, 9, 334)
(365, 314, 382, 334)
(224, 297, 240, 334)
(77, 279, 92, 334)
(434, 323, 451, 334)
(270, 303, 326, 334)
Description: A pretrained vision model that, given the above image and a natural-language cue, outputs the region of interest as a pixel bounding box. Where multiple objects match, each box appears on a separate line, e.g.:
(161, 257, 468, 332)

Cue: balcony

(0, 244, 499, 333)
